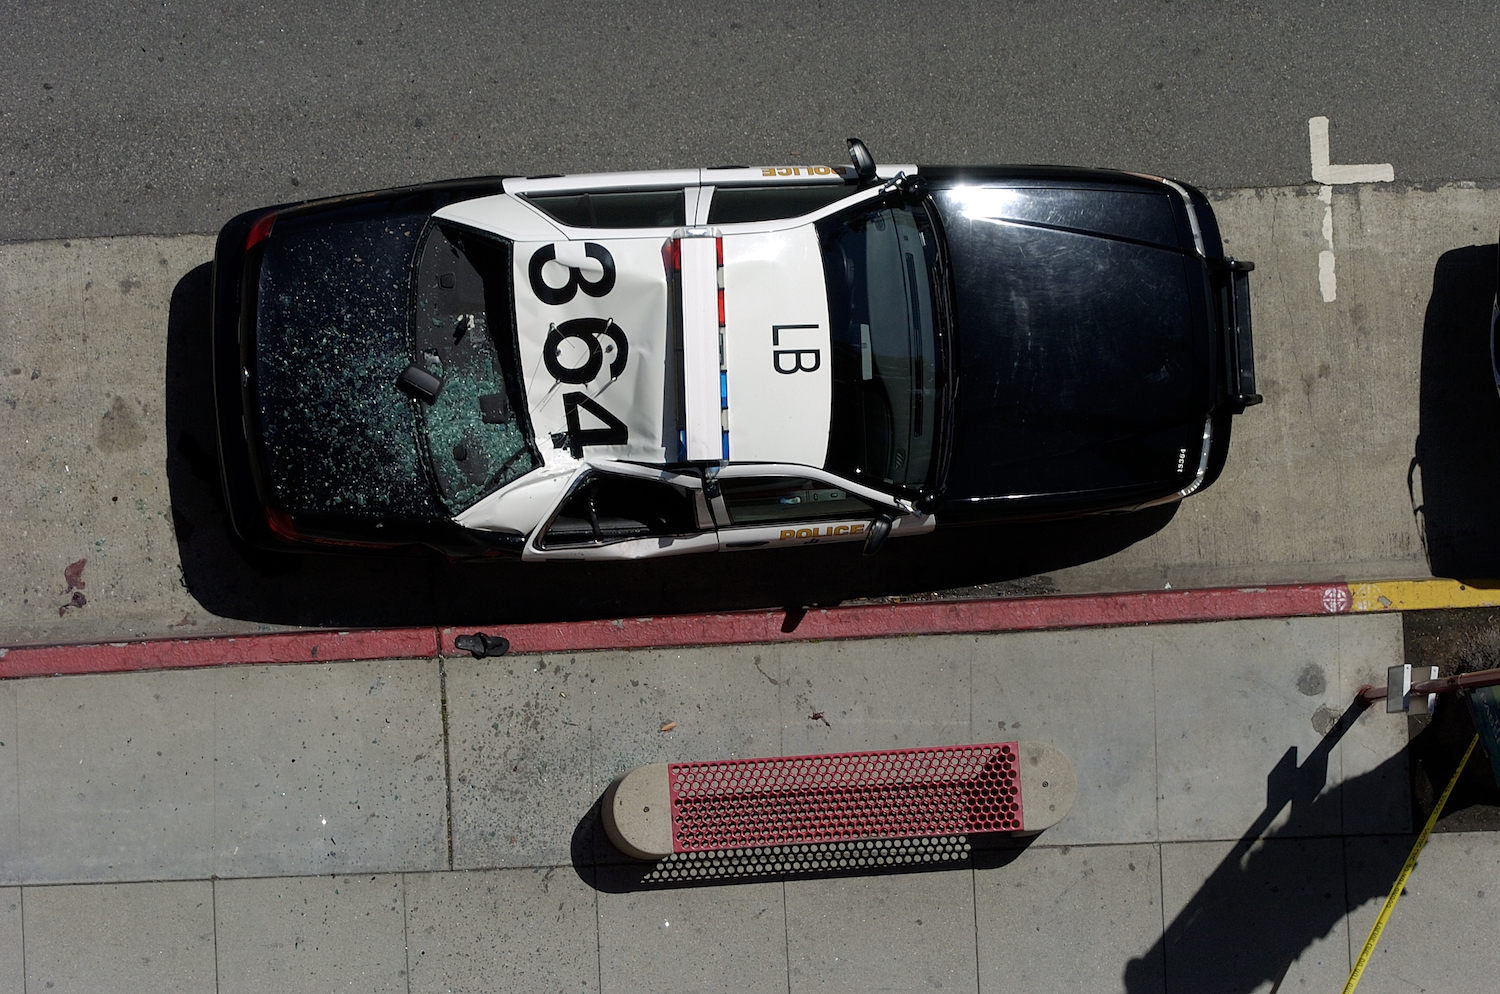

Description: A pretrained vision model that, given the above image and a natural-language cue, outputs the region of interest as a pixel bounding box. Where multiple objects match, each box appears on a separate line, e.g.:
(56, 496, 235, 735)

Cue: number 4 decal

(555, 392, 629, 457)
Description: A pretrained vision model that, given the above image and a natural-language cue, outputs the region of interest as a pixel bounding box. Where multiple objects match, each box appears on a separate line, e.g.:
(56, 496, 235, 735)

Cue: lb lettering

(774, 349, 822, 374)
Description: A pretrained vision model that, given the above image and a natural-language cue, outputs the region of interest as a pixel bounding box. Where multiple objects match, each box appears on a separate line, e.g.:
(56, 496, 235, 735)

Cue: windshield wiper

(905, 251, 925, 437)
(917, 202, 956, 511)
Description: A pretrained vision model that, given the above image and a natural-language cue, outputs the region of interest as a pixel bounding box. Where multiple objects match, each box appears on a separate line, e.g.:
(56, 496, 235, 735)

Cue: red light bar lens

(715, 236, 724, 267)
(661, 238, 681, 274)
(245, 212, 277, 251)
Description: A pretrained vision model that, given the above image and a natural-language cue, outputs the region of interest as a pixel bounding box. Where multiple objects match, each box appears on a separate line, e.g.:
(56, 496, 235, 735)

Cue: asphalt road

(4, 0, 1500, 242)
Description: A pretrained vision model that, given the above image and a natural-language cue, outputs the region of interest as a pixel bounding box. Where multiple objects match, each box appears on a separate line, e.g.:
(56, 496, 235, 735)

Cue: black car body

(211, 147, 1257, 560)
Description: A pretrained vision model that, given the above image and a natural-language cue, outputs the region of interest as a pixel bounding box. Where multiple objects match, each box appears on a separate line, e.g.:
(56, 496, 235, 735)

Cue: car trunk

(253, 201, 447, 521)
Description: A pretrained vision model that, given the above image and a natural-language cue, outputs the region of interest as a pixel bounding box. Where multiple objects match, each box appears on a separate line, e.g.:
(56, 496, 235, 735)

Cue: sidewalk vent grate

(667, 742, 1021, 852)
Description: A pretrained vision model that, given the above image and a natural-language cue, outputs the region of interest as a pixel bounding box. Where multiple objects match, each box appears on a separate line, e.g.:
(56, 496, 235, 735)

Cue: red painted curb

(443, 583, 1351, 656)
(1, 583, 1353, 679)
(0, 627, 438, 679)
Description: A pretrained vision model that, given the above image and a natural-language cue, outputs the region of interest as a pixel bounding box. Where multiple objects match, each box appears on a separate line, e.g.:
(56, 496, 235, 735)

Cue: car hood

(931, 189, 1210, 504)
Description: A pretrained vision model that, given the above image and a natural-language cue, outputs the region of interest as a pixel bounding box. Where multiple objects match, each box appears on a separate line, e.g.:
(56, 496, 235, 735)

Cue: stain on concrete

(96, 395, 146, 452)
(119, 276, 141, 294)
(751, 655, 781, 686)
(1311, 704, 1341, 735)
(63, 558, 87, 592)
(1297, 663, 1328, 697)
(58, 558, 90, 616)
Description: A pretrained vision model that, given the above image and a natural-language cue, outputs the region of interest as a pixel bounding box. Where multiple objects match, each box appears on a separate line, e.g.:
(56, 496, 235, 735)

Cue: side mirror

(862, 513, 895, 556)
(846, 138, 877, 184)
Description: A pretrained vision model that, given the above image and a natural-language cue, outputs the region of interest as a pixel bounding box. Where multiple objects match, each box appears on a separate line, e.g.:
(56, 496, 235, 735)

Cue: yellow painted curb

(1348, 579, 1500, 613)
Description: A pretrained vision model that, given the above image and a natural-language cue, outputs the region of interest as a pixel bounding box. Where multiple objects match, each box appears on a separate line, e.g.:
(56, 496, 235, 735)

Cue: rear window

(255, 201, 447, 520)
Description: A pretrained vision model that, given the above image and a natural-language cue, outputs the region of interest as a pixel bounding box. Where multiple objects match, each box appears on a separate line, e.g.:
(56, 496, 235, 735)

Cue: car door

(523, 465, 718, 561)
(710, 471, 928, 551)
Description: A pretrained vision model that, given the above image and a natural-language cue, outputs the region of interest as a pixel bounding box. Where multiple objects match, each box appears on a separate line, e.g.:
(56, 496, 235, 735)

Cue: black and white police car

(212, 140, 1259, 560)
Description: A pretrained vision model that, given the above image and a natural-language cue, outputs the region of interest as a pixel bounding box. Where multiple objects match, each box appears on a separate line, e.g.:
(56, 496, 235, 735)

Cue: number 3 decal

(528, 243, 616, 305)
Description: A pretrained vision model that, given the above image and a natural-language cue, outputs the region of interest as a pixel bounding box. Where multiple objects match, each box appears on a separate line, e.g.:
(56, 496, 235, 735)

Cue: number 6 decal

(543, 317, 629, 384)
(528, 243, 616, 305)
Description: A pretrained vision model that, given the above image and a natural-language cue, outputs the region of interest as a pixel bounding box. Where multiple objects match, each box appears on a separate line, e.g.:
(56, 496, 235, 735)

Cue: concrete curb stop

(1015, 741, 1077, 836)
(601, 742, 1077, 860)
(603, 763, 673, 860)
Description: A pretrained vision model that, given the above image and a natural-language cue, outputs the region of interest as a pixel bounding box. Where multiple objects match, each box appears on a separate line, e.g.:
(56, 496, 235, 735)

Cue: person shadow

(1122, 699, 1416, 993)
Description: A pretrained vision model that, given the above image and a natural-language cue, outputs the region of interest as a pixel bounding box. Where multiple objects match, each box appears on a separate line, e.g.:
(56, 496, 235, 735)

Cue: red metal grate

(667, 742, 1021, 852)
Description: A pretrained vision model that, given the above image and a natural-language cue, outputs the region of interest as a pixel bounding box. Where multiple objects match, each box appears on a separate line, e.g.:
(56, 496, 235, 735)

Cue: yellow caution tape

(1342, 734, 1478, 994)
(1349, 580, 1500, 613)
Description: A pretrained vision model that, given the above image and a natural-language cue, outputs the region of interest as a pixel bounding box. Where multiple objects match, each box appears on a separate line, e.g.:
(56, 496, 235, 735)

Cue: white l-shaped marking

(1309, 117, 1394, 184)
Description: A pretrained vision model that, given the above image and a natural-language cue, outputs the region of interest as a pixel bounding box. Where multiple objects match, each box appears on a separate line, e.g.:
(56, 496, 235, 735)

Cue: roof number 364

(529, 243, 632, 457)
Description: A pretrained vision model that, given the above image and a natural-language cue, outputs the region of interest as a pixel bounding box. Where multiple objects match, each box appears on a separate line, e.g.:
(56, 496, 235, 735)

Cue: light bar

(680, 234, 724, 461)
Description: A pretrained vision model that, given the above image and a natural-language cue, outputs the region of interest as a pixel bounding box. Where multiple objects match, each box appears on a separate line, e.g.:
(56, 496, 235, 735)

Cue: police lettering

(759, 165, 839, 177)
(778, 523, 867, 541)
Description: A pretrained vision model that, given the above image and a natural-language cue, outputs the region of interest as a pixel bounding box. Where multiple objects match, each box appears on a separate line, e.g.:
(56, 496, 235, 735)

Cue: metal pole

(1358, 664, 1500, 707)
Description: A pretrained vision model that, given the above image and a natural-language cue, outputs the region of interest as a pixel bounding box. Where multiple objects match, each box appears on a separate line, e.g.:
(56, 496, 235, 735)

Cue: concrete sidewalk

(3, 612, 1495, 992)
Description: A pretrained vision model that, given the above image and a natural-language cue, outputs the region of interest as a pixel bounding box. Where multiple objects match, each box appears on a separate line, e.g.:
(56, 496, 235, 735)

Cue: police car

(211, 140, 1259, 560)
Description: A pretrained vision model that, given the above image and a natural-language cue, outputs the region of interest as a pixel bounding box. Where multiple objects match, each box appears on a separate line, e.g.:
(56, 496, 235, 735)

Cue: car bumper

(210, 206, 279, 550)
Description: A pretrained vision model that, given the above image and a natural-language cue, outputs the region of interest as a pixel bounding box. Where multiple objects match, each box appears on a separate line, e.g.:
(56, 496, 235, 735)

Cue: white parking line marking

(1318, 184, 1337, 301)
(1319, 249, 1338, 303)
(1307, 117, 1395, 303)
(1308, 116, 1394, 185)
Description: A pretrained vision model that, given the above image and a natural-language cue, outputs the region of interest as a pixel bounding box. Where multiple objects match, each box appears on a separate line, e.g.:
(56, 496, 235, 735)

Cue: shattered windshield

(410, 223, 538, 514)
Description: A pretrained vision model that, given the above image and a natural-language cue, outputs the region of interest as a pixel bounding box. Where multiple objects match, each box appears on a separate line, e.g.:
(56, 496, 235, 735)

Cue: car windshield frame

(815, 194, 952, 502)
